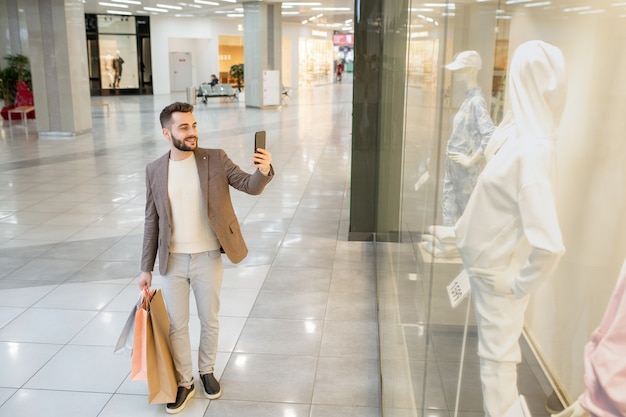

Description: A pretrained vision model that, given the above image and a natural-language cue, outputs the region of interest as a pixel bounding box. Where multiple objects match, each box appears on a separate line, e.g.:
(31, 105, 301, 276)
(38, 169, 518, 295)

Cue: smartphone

(254, 131, 266, 164)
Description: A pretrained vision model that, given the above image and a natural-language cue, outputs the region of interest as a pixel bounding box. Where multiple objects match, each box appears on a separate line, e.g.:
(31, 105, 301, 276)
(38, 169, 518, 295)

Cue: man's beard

(171, 131, 197, 151)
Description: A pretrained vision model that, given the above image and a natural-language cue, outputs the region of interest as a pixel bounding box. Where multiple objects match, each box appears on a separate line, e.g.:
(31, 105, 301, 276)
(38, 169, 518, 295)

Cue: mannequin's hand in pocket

(470, 266, 515, 295)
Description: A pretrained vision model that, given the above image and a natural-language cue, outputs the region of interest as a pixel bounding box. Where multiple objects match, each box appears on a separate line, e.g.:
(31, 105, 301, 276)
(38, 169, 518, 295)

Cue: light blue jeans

(161, 250, 223, 387)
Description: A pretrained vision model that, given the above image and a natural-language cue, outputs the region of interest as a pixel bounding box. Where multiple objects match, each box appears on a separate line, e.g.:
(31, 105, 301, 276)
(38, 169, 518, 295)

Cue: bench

(197, 84, 238, 103)
(8, 106, 35, 130)
(91, 102, 109, 116)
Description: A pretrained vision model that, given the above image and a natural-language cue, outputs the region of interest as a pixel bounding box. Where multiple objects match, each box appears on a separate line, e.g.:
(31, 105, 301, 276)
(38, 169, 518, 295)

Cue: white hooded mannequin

(455, 40, 568, 417)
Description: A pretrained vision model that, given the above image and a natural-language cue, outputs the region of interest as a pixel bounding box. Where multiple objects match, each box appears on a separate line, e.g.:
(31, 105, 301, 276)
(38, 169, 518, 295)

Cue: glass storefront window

(299, 38, 333, 85)
(377, 1, 626, 416)
(99, 35, 139, 90)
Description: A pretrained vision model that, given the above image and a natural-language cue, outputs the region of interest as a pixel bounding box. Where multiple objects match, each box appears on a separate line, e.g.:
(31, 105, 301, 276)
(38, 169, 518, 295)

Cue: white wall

(150, 16, 242, 95)
(508, 14, 626, 400)
(150, 17, 311, 94)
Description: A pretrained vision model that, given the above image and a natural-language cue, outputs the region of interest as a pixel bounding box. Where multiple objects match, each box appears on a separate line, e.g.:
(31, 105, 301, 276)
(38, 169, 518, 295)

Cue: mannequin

(455, 40, 568, 417)
(113, 50, 124, 88)
(104, 51, 115, 88)
(553, 257, 626, 417)
(441, 50, 495, 227)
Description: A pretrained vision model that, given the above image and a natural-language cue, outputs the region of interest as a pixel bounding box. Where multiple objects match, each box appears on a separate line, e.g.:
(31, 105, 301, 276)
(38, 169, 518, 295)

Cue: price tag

(447, 269, 471, 308)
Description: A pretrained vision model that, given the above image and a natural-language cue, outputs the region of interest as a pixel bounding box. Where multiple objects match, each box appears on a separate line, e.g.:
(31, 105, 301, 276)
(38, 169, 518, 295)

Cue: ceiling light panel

(156, 3, 183, 9)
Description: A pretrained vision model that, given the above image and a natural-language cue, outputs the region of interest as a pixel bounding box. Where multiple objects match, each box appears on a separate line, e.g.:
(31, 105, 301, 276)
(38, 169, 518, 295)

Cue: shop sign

(333, 33, 354, 46)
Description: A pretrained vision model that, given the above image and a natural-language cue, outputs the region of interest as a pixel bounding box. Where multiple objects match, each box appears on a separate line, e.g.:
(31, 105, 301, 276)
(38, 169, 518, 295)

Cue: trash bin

(186, 86, 196, 105)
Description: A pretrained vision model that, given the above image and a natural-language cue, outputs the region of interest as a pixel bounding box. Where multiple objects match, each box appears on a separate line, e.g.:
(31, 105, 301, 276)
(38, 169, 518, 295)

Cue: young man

(138, 102, 273, 414)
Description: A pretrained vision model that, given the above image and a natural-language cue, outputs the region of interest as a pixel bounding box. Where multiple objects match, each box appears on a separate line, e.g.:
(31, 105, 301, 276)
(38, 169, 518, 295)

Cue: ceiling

(81, 0, 626, 32)
(82, 0, 355, 30)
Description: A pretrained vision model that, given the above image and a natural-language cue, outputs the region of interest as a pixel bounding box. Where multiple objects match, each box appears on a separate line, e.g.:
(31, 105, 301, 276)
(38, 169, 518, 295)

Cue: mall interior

(1, 1, 626, 417)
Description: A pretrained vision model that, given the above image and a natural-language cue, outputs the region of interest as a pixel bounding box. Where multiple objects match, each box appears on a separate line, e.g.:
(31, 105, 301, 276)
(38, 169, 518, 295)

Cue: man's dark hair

(160, 102, 194, 128)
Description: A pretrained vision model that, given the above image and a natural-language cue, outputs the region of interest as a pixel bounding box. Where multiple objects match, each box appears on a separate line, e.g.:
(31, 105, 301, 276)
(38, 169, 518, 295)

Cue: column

(242, 2, 282, 108)
(0, 0, 26, 57)
(349, 0, 410, 241)
(24, 0, 92, 136)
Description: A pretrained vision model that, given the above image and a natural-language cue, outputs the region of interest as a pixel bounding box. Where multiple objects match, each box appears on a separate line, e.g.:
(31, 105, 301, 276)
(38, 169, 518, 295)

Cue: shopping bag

(146, 289, 177, 404)
(131, 288, 154, 381)
(113, 292, 143, 355)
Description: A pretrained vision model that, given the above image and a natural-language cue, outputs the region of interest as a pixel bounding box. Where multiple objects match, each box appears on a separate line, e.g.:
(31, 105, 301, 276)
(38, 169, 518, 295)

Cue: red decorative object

(1, 81, 35, 120)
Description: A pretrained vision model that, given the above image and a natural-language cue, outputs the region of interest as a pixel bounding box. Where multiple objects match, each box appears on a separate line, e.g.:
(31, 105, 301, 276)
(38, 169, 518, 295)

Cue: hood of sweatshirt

(508, 40, 568, 141)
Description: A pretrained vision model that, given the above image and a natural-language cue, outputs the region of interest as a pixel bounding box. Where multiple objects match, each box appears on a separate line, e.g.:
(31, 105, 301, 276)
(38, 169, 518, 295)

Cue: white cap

(445, 50, 482, 71)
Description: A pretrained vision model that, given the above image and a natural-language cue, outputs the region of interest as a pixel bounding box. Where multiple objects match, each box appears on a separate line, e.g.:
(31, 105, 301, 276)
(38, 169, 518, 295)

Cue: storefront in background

(85, 14, 152, 95)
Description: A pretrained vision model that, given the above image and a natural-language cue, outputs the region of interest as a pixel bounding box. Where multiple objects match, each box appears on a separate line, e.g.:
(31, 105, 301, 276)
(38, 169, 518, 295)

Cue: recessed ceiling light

(107, 9, 132, 14)
(99, 2, 128, 7)
(144, 6, 168, 12)
(157, 3, 183, 9)
(524, 1, 551, 7)
(579, 8, 606, 14)
(195, 0, 219, 5)
(311, 7, 351, 11)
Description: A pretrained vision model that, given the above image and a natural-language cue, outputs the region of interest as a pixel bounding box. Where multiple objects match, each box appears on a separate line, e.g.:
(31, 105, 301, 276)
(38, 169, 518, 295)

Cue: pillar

(24, 0, 91, 136)
(0, 0, 26, 57)
(349, 0, 410, 241)
(242, 2, 282, 108)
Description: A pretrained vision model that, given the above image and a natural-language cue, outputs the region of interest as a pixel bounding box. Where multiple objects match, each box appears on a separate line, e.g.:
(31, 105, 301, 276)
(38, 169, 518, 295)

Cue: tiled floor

(0, 79, 381, 416)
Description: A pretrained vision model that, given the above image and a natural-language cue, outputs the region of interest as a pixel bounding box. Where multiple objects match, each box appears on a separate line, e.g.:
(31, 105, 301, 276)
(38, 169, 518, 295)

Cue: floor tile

(313, 356, 380, 407)
(0, 283, 57, 307)
(0, 308, 97, 344)
(325, 292, 377, 322)
(221, 353, 317, 403)
(69, 310, 132, 346)
(250, 290, 329, 320)
(262, 266, 332, 292)
(0, 389, 111, 417)
(205, 400, 310, 417)
(0, 342, 63, 387)
(7, 258, 89, 282)
(33, 282, 125, 310)
(24, 345, 130, 392)
(98, 393, 209, 417)
(310, 404, 381, 417)
(0, 389, 14, 408)
(235, 317, 323, 355)
(320, 320, 379, 359)
(0, 307, 25, 329)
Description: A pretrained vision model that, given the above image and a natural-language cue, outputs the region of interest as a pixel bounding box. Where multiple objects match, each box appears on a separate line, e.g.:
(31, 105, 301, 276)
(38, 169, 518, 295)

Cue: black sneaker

(166, 384, 195, 414)
(200, 373, 222, 399)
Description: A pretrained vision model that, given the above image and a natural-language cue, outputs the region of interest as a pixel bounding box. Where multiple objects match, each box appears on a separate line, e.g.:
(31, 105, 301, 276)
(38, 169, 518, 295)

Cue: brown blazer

(141, 148, 274, 275)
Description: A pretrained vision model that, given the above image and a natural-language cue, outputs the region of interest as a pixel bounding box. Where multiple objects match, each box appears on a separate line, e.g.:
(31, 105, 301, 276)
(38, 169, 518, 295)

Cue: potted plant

(229, 63, 244, 92)
(0, 54, 34, 120)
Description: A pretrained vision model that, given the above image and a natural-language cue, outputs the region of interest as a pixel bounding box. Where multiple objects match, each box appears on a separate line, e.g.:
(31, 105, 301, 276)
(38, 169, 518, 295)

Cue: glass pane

(383, 1, 626, 417)
(99, 35, 139, 89)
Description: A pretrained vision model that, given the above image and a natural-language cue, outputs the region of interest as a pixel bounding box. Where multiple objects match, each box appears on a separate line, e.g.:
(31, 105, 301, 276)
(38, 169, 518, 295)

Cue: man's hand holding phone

(253, 131, 272, 174)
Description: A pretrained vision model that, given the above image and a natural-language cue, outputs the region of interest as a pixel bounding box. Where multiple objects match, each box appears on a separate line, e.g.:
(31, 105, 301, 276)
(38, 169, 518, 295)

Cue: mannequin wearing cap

(455, 41, 568, 417)
(440, 50, 495, 228)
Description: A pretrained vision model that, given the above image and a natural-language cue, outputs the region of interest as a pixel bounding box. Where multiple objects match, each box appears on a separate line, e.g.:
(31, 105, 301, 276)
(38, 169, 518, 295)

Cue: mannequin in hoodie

(441, 50, 495, 228)
(455, 40, 568, 417)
